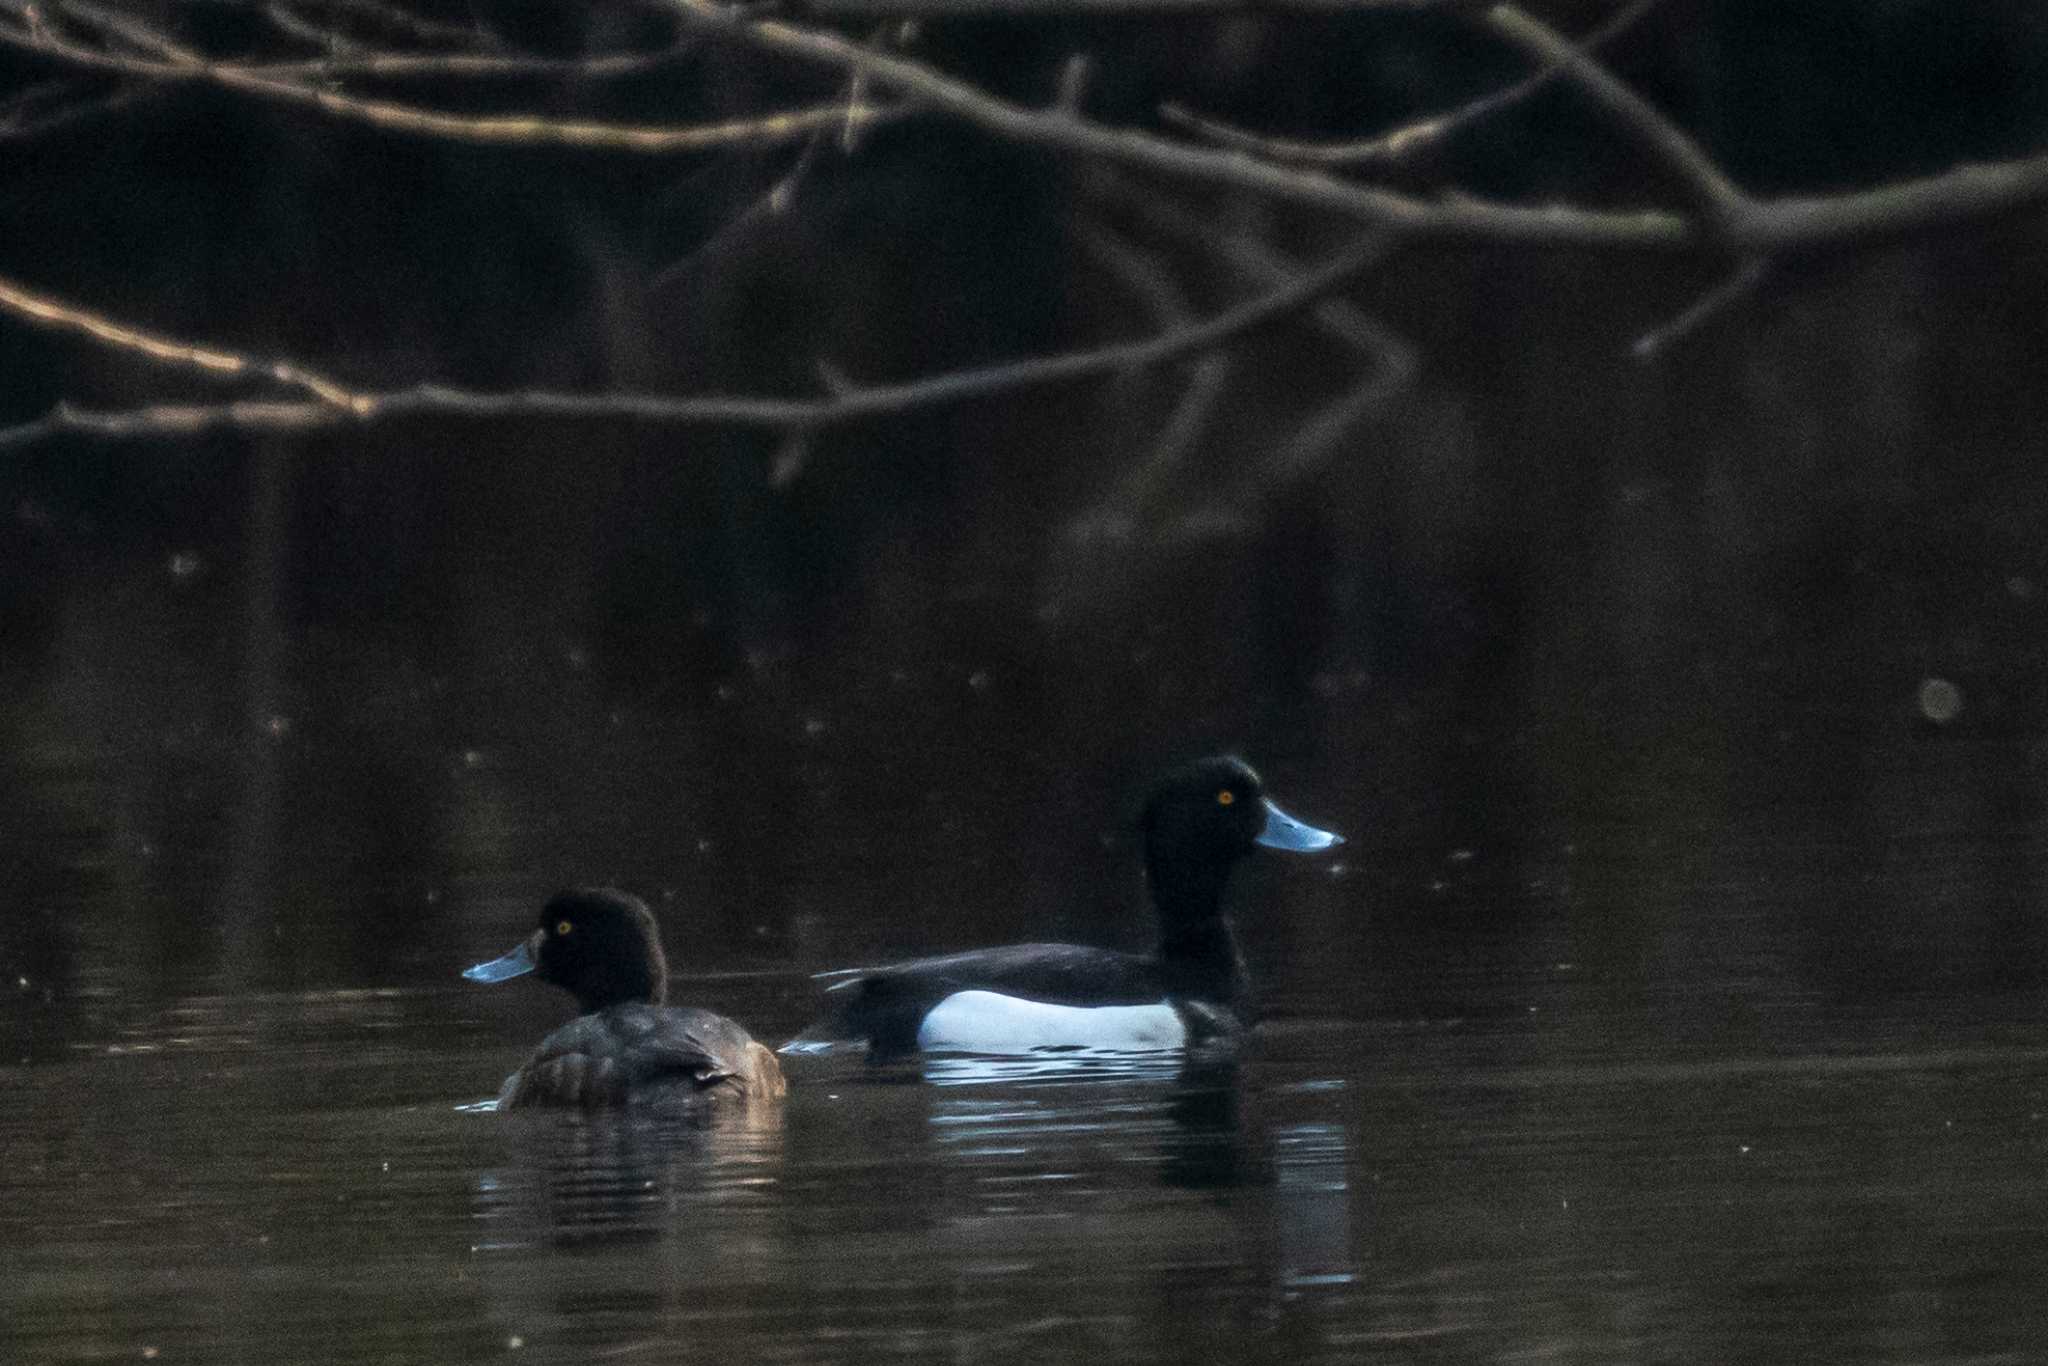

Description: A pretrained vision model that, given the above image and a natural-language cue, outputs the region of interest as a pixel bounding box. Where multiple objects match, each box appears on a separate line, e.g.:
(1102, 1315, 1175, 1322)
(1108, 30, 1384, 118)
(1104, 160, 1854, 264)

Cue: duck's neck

(573, 967, 666, 1015)
(1147, 853, 1249, 1005)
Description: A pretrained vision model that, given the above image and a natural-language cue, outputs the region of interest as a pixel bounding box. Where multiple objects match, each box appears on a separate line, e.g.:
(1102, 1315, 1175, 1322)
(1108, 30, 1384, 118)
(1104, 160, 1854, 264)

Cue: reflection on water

(9, 954, 2048, 1361)
(919, 1050, 1191, 1087)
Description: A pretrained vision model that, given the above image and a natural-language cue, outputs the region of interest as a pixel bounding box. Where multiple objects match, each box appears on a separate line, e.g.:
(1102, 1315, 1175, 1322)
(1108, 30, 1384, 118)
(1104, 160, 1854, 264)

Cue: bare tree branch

(1160, 0, 1665, 170)
(1070, 214, 1233, 524)
(251, 47, 687, 82)
(1467, 0, 1767, 358)
(786, 0, 1497, 14)
(247, 26, 704, 81)
(0, 3, 900, 153)
(0, 273, 363, 409)
(673, 0, 2048, 253)
(0, 73, 155, 140)
(194, 0, 483, 49)
(1107, 183, 1416, 489)
(673, 0, 1694, 249)
(0, 235, 1392, 449)
(262, 1, 370, 55)
(1631, 256, 1771, 360)
(1098, 177, 1409, 368)
(1477, 3, 1743, 217)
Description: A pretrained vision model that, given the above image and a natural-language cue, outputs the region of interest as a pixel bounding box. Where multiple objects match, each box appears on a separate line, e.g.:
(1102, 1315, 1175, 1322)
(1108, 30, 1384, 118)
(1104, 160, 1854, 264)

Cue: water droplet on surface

(1916, 677, 1962, 724)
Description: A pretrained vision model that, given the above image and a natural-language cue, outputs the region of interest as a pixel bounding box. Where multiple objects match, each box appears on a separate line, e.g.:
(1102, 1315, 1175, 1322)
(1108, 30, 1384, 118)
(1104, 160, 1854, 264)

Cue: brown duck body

(465, 887, 786, 1111)
(499, 1004, 787, 1109)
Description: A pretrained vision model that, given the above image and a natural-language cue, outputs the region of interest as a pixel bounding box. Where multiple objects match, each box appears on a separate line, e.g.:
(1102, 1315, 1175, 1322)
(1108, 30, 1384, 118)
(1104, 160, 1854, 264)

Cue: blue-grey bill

(462, 939, 538, 984)
(1256, 797, 1343, 852)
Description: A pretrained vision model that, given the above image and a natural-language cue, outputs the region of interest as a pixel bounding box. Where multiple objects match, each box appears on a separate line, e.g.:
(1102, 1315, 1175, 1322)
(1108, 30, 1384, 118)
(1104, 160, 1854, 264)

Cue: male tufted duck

(782, 756, 1342, 1058)
(463, 887, 786, 1109)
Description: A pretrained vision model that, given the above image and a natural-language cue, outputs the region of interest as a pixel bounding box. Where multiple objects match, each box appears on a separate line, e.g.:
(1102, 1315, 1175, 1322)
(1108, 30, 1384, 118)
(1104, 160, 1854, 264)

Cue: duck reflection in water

(463, 887, 786, 1111)
(471, 1101, 785, 1259)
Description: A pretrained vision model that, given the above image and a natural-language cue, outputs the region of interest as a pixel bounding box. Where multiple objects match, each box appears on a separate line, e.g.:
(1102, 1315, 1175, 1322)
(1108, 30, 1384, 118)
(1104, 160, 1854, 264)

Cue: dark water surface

(7, 725, 2048, 1365)
(7, 424, 2048, 1363)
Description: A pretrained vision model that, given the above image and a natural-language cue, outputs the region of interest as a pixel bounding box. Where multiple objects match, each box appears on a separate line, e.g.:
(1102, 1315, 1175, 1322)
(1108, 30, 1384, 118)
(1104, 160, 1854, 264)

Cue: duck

(462, 887, 787, 1109)
(782, 755, 1342, 1058)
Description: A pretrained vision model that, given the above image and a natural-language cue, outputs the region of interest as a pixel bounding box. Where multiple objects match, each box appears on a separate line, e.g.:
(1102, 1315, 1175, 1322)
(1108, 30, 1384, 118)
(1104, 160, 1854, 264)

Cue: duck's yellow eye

(1216, 789, 1236, 806)
(555, 919, 573, 936)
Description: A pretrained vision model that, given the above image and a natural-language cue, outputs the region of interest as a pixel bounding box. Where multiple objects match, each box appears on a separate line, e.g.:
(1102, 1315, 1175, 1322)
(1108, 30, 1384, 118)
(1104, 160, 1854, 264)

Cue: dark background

(8, 5, 2048, 1362)
(5, 0, 2047, 1013)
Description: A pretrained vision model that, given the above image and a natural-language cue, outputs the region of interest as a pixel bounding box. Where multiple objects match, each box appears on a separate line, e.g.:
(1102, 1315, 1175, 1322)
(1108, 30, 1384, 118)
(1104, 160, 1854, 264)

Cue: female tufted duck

(783, 756, 1342, 1058)
(463, 888, 786, 1109)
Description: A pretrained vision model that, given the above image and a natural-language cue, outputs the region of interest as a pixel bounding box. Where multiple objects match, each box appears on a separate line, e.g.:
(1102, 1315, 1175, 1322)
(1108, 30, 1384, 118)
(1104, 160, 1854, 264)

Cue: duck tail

(777, 973, 927, 1057)
(776, 974, 872, 1055)
(770, 1023, 860, 1056)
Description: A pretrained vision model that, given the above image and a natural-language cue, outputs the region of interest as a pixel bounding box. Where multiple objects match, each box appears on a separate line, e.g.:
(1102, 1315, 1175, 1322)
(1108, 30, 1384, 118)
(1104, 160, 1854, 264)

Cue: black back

(788, 756, 1334, 1055)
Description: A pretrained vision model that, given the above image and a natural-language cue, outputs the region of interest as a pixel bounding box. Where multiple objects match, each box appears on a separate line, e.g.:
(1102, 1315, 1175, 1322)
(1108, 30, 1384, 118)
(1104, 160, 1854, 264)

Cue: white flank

(915, 990, 1188, 1054)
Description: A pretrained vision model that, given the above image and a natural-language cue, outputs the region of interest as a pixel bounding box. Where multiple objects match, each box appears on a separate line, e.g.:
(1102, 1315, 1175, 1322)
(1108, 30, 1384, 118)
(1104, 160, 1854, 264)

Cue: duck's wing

(782, 943, 1163, 1056)
(500, 1006, 784, 1108)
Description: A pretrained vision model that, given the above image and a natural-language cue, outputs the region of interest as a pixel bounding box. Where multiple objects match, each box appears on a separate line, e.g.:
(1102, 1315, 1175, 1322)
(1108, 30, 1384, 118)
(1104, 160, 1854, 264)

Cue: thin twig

(0, 273, 363, 410)
(1112, 182, 1413, 377)
(0, 236, 1391, 449)
(673, 0, 2048, 253)
(0, 80, 152, 139)
(262, 2, 369, 56)
(1160, 0, 1665, 169)
(782, 0, 1497, 14)
(194, 0, 482, 49)
(0, 9, 901, 153)
(1070, 215, 1233, 517)
(1478, 4, 1744, 217)
(650, 106, 842, 288)
(246, 26, 706, 81)
(1631, 255, 1770, 359)
(0, 72, 158, 140)
(671, 0, 1691, 250)
(1105, 182, 1415, 487)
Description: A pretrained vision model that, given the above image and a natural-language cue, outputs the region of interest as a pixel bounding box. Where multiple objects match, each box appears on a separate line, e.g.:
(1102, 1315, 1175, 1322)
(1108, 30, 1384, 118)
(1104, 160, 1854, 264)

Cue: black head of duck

(464, 887, 671, 1014)
(1139, 754, 1342, 902)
